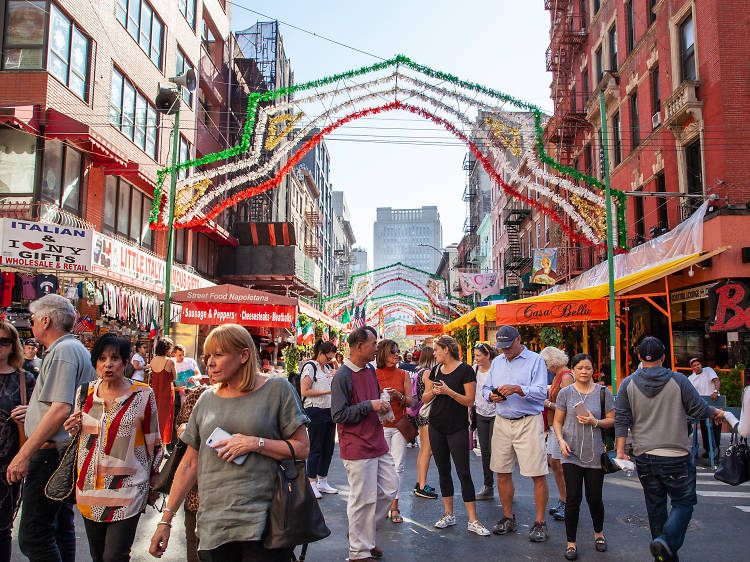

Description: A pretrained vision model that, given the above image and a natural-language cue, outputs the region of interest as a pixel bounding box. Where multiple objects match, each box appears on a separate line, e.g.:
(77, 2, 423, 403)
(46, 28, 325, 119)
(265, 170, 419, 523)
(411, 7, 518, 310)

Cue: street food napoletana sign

(180, 302, 296, 327)
(495, 299, 608, 326)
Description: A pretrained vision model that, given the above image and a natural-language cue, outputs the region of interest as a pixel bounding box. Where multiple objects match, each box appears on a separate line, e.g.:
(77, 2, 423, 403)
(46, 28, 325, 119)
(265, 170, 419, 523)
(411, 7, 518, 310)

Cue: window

(634, 196, 645, 239)
(679, 15, 695, 81)
(0, 126, 37, 195)
(651, 65, 661, 114)
(110, 67, 159, 159)
(584, 144, 593, 176)
(2, 1, 45, 69)
(582, 66, 589, 102)
(192, 233, 216, 276)
(179, 0, 196, 28)
(612, 111, 622, 167)
(178, 136, 191, 180)
(41, 140, 82, 213)
(571, 85, 577, 112)
(176, 47, 194, 107)
(630, 90, 640, 149)
(685, 139, 702, 196)
(103, 176, 153, 247)
(595, 45, 603, 84)
(656, 173, 668, 227)
(115, 0, 163, 67)
(579, 0, 587, 22)
(626, 1, 635, 54)
(48, 6, 91, 100)
(608, 24, 617, 71)
(649, 0, 658, 26)
(175, 228, 187, 264)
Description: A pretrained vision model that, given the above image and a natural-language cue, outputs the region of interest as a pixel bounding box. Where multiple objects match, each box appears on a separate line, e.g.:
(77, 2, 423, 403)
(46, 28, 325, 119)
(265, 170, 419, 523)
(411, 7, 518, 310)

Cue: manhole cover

(618, 513, 699, 531)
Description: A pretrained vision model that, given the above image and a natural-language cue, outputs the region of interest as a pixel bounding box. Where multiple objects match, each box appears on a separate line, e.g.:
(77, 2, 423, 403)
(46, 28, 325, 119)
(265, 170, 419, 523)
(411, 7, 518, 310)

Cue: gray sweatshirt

(615, 366, 715, 456)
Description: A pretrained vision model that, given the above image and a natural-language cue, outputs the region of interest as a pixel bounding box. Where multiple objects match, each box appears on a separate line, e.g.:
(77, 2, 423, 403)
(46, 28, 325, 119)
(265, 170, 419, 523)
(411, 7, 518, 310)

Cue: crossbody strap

(283, 439, 297, 463)
(19, 371, 26, 405)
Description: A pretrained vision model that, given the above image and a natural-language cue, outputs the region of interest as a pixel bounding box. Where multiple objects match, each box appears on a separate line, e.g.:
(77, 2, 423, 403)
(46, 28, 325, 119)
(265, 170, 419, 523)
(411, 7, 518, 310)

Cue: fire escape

(460, 152, 479, 269)
(503, 205, 532, 301)
(544, 0, 589, 166)
(304, 206, 323, 258)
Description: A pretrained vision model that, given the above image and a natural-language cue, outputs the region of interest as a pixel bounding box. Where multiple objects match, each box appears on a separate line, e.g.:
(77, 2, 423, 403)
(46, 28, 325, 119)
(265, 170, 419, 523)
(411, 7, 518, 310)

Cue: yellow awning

(445, 252, 714, 331)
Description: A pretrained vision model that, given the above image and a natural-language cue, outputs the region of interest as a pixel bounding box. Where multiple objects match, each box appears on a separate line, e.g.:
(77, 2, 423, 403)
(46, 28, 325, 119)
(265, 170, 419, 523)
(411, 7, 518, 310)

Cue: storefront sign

(180, 302, 296, 327)
(496, 299, 608, 326)
(708, 280, 750, 331)
(670, 283, 716, 304)
(0, 218, 92, 271)
(405, 324, 444, 336)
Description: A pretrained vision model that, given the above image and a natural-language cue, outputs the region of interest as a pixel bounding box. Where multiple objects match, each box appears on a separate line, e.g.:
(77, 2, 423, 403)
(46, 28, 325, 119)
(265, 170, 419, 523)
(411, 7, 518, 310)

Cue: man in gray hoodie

(615, 337, 724, 562)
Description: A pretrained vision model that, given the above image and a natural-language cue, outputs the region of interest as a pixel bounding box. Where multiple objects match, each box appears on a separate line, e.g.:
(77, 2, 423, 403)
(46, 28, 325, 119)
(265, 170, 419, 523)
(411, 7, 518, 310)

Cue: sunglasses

(474, 343, 491, 353)
(391, 349, 400, 355)
(0, 337, 14, 347)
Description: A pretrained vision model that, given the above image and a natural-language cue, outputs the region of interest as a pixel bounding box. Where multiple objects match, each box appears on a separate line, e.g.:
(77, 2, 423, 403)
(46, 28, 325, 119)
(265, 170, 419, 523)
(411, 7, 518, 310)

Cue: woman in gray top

(553, 353, 614, 561)
(149, 324, 310, 562)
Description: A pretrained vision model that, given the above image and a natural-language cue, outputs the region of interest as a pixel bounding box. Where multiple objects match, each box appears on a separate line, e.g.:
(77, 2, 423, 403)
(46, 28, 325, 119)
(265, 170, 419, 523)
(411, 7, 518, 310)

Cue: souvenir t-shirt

(21, 275, 36, 300)
(34, 274, 58, 296)
(12, 273, 23, 302)
(0, 273, 15, 307)
(180, 377, 309, 550)
(174, 357, 199, 387)
(428, 362, 476, 434)
(556, 384, 614, 469)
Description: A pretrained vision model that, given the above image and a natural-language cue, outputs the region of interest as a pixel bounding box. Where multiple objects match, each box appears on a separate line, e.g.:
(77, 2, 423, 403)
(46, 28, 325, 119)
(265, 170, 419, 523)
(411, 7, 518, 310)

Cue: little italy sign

(495, 299, 608, 326)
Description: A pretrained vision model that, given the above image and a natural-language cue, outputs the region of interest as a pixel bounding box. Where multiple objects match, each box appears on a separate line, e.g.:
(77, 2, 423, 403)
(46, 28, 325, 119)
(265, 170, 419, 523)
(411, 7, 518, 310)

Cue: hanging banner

(180, 302, 296, 327)
(458, 272, 501, 297)
(708, 280, 750, 331)
(0, 218, 92, 272)
(496, 299, 608, 326)
(530, 248, 559, 285)
(405, 324, 444, 336)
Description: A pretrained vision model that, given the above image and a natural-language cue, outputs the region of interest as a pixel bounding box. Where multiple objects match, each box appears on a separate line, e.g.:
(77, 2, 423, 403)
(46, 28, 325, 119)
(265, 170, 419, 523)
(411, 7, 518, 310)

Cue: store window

(175, 47, 194, 107)
(48, 5, 91, 101)
(114, 0, 163, 68)
(103, 176, 153, 248)
(110, 67, 159, 159)
(630, 90, 640, 149)
(0, 126, 37, 196)
(2, 0, 45, 69)
(41, 140, 82, 213)
(679, 15, 695, 82)
(178, 0, 196, 28)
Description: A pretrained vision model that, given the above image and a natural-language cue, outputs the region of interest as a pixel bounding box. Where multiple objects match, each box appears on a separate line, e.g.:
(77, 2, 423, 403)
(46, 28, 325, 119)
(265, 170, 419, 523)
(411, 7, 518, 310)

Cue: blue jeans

(634, 453, 697, 555)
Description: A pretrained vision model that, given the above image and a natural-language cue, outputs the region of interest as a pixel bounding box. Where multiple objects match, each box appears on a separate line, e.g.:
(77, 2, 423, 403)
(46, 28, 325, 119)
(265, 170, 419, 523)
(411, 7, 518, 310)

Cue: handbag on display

(44, 384, 89, 502)
(599, 387, 620, 475)
(264, 440, 330, 560)
(714, 430, 750, 486)
(151, 439, 187, 494)
(395, 415, 418, 443)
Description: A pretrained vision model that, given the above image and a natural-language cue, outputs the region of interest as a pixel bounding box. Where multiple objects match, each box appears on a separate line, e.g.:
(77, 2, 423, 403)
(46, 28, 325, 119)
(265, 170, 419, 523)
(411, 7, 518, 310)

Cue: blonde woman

(149, 324, 310, 561)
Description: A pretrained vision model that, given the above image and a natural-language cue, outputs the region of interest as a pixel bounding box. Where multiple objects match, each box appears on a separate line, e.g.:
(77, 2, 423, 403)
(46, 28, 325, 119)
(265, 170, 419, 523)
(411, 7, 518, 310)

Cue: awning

(45, 109, 127, 167)
(0, 105, 39, 134)
(299, 300, 346, 331)
(170, 284, 296, 306)
(235, 222, 296, 246)
(190, 215, 239, 247)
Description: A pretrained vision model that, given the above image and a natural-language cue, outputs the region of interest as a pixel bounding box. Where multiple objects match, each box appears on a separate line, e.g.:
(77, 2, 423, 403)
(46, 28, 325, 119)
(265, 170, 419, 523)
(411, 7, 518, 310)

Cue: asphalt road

(12, 441, 750, 561)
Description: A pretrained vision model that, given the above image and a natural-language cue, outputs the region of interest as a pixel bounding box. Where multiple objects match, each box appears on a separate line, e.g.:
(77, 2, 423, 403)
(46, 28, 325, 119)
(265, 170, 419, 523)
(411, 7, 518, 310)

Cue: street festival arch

(151, 55, 628, 328)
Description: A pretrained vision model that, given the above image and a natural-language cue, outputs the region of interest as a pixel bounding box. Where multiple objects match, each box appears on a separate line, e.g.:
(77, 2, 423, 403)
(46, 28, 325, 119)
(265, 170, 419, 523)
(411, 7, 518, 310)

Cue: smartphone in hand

(206, 426, 249, 465)
(573, 401, 588, 418)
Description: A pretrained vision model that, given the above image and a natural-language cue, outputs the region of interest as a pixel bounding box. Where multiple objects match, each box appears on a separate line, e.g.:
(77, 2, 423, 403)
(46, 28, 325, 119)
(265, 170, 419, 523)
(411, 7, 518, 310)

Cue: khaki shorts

(490, 414, 549, 477)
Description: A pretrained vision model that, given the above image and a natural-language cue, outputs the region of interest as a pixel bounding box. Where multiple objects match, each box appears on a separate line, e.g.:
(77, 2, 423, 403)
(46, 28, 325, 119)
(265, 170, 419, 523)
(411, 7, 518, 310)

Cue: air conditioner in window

(651, 111, 662, 129)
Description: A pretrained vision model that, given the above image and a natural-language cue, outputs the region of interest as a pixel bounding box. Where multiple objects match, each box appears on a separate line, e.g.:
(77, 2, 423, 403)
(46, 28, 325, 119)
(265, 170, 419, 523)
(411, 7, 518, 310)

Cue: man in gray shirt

(7, 294, 95, 562)
(615, 337, 724, 562)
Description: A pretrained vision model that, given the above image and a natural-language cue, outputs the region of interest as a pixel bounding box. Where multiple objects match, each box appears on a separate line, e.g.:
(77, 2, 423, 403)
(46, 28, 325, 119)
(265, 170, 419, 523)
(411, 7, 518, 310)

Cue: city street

(12, 441, 748, 562)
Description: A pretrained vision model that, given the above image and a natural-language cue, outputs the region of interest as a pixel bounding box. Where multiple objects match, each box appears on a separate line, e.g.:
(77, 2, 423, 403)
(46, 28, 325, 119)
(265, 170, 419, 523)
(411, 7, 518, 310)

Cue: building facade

(332, 190, 355, 295)
(350, 248, 368, 276)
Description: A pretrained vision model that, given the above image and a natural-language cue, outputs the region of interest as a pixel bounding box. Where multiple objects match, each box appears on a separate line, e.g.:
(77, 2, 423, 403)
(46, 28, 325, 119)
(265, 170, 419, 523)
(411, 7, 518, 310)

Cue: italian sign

(708, 280, 750, 331)
(530, 248, 559, 286)
(0, 219, 92, 271)
(496, 299, 608, 326)
(180, 302, 296, 327)
(405, 324, 444, 336)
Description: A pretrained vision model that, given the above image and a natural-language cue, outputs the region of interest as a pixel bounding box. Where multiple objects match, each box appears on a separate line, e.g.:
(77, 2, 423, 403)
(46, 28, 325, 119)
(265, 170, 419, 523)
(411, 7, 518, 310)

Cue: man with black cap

(482, 325, 550, 542)
(615, 336, 724, 562)
(22, 339, 41, 379)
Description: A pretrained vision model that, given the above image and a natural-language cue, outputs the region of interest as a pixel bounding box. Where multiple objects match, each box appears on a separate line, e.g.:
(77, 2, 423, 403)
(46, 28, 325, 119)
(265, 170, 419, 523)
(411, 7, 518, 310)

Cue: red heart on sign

(23, 242, 43, 250)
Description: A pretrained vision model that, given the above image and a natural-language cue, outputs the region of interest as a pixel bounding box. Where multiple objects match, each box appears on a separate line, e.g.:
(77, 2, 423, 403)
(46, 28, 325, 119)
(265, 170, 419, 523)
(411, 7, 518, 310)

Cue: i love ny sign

(0, 218, 93, 272)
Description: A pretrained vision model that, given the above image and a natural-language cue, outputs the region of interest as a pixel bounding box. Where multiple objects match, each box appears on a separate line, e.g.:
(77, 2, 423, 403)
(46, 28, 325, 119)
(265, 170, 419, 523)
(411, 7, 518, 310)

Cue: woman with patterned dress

(0, 321, 35, 562)
(150, 337, 176, 447)
(413, 346, 438, 499)
(64, 334, 162, 562)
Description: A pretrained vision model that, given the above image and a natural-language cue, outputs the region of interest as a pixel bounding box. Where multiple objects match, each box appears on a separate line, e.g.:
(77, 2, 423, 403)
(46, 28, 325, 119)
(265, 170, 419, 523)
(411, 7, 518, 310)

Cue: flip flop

(389, 508, 403, 523)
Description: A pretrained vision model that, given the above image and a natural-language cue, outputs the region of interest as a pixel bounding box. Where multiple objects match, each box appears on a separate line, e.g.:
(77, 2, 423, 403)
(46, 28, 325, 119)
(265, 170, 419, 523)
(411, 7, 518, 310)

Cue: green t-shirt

(180, 376, 309, 550)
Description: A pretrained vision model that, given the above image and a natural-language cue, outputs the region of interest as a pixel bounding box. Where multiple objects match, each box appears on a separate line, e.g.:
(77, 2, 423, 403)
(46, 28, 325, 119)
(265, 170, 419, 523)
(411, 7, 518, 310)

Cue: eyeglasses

(0, 337, 14, 347)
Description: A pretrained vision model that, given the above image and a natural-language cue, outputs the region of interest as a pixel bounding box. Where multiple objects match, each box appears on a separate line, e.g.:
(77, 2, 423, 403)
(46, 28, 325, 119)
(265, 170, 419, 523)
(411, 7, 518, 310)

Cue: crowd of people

(2, 295, 749, 562)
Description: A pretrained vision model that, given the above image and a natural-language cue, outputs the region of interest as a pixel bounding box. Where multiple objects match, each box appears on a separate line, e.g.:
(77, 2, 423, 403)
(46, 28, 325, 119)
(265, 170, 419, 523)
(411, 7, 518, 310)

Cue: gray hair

(29, 294, 76, 333)
(540, 346, 569, 371)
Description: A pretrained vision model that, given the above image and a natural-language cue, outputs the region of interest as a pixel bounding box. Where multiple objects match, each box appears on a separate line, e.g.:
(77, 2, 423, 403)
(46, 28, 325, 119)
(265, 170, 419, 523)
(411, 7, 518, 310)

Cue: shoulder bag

(45, 384, 89, 502)
(16, 371, 27, 448)
(264, 440, 330, 560)
(714, 430, 750, 486)
(599, 386, 620, 474)
(151, 439, 187, 494)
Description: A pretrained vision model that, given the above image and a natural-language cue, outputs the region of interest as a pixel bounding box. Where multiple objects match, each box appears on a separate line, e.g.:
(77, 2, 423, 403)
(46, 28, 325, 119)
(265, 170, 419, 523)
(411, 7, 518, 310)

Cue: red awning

(45, 109, 127, 167)
(169, 284, 297, 307)
(188, 212, 239, 246)
(0, 105, 39, 135)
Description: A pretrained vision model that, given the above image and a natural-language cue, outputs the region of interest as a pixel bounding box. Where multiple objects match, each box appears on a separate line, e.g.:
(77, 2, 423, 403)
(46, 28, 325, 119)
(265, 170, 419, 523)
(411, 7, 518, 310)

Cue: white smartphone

(206, 426, 248, 466)
(573, 401, 588, 418)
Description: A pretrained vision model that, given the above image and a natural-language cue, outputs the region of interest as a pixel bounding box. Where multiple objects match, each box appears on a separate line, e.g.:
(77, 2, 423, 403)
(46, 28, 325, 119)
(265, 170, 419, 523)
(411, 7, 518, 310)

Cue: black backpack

(290, 361, 319, 399)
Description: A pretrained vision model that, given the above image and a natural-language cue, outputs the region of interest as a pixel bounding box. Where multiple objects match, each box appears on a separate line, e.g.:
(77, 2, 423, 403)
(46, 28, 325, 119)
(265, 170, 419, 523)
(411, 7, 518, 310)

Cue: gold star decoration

(484, 116, 523, 157)
(175, 178, 211, 219)
(265, 112, 305, 151)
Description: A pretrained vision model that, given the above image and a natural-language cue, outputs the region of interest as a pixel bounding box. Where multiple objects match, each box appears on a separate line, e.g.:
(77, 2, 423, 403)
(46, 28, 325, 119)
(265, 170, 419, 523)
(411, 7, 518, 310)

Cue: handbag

(395, 415, 418, 443)
(151, 439, 187, 494)
(44, 384, 89, 502)
(714, 430, 750, 486)
(418, 398, 433, 419)
(264, 440, 330, 558)
(599, 387, 620, 474)
(17, 371, 27, 448)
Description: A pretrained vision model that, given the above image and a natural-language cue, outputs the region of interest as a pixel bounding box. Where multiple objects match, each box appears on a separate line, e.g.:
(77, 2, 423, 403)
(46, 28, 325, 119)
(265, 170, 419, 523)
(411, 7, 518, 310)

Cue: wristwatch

(257, 437, 265, 453)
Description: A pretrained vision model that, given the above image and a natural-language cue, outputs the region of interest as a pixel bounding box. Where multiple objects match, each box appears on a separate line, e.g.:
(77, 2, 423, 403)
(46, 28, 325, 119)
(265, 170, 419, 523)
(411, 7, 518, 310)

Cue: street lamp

(155, 68, 197, 337)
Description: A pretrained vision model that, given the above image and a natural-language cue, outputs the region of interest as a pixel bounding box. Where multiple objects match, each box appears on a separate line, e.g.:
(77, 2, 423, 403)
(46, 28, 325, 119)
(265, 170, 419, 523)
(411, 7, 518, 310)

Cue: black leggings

(429, 425, 475, 502)
(562, 463, 604, 543)
(83, 514, 141, 562)
(475, 414, 495, 488)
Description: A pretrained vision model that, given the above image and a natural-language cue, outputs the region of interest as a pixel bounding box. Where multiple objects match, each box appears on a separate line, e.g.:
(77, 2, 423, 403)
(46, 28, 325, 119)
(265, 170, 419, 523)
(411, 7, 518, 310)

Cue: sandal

(565, 546, 578, 560)
(595, 536, 607, 552)
(389, 508, 403, 523)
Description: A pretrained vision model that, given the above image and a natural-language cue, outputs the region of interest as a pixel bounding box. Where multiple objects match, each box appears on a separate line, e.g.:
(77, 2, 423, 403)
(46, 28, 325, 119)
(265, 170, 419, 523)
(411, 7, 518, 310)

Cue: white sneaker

(467, 520, 490, 536)
(310, 481, 322, 499)
(316, 479, 338, 494)
(434, 513, 456, 528)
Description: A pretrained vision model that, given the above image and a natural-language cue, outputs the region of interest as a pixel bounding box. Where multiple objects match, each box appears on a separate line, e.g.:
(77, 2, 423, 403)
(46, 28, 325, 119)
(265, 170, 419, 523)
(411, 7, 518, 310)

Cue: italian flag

(296, 318, 304, 345)
(302, 322, 315, 345)
(149, 320, 158, 339)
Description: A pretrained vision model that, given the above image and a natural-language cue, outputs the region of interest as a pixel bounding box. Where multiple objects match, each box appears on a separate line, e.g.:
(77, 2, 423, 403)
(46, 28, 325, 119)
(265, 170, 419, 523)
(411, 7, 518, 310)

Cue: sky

(230, 0, 553, 264)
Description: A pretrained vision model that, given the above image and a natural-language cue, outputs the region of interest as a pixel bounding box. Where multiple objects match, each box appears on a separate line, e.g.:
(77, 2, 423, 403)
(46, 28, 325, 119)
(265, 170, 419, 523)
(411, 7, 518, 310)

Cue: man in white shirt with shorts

(687, 357, 721, 459)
